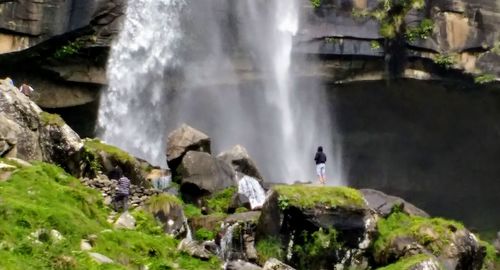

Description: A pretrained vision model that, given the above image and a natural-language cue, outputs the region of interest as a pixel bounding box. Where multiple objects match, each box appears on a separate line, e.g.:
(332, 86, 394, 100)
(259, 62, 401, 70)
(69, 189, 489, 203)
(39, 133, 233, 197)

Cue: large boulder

(361, 189, 429, 218)
(0, 79, 82, 170)
(166, 124, 211, 174)
(256, 185, 376, 269)
(177, 151, 236, 201)
(218, 145, 264, 181)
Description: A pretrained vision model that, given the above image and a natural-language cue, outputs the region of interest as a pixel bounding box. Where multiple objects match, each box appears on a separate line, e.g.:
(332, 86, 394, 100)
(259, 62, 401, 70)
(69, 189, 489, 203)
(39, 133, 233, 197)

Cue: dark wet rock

(166, 124, 211, 174)
(361, 189, 429, 218)
(494, 232, 500, 253)
(177, 151, 236, 201)
(218, 145, 264, 181)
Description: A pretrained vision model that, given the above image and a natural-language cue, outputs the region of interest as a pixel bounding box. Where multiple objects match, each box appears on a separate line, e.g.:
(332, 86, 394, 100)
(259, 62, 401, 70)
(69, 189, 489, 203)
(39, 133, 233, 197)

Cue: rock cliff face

(296, 0, 500, 81)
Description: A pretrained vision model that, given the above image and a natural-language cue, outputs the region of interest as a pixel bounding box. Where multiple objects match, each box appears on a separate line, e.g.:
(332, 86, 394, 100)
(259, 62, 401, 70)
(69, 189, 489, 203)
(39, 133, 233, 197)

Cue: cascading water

(237, 175, 266, 209)
(98, 0, 185, 164)
(99, 0, 343, 184)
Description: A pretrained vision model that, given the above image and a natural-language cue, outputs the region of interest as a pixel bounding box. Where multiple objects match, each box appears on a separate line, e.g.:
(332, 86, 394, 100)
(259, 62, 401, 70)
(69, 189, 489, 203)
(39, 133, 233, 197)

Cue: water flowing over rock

(220, 223, 239, 261)
(238, 175, 266, 210)
(218, 145, 264, 181)
(98, 0, 186, 166)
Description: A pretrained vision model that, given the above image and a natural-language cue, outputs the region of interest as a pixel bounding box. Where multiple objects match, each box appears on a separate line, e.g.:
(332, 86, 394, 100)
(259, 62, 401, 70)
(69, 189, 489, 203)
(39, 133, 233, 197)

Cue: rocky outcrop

(0, 78, 82, 171)
(218, 145, 264, 181)
(297, 0, 500, 81)
(167, 124, 211, 174)
(361, 189, 429, 218)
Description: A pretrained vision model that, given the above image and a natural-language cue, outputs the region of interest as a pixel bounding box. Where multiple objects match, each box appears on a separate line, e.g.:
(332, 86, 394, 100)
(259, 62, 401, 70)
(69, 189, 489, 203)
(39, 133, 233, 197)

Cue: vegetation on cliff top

(274, 185, 366, 209)
(0, 162, 220, 269)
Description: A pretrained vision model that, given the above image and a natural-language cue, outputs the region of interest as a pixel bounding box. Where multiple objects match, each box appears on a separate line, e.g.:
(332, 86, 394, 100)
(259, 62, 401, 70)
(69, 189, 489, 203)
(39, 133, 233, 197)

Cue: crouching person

(112, 167, 131, 212)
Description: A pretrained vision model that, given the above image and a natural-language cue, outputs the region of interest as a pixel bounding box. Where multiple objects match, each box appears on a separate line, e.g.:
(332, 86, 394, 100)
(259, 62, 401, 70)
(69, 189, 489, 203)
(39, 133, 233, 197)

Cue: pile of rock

(80, 175, 161, 208)
(166, 124, 264, 204)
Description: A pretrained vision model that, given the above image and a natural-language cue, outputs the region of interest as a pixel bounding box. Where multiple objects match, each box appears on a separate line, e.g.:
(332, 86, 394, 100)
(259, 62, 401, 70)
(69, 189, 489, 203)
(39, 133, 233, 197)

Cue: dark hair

(317, 146, 323, 152)
(110, 166, 123, 179)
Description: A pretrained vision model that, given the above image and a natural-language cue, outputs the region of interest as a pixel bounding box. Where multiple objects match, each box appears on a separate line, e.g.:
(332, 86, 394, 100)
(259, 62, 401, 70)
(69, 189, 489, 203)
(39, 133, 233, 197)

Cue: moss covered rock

(256, 185, 375, 269)
(80, 138, 149, 186)
(373, 211, 486, 270)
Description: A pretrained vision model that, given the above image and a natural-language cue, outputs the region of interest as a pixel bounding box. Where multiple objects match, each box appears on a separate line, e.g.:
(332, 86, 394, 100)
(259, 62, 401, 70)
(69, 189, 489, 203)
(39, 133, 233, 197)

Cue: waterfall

(219, 223, 239, 261)
(238, 175, 266, 210)
(98, 0, 344, 184)
(98, 0, 185, 165)
(152, 175, 171, 191)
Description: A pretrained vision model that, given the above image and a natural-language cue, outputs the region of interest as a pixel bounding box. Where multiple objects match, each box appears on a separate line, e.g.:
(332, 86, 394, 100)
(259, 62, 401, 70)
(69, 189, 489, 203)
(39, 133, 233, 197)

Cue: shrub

(255, 236, 284, 265)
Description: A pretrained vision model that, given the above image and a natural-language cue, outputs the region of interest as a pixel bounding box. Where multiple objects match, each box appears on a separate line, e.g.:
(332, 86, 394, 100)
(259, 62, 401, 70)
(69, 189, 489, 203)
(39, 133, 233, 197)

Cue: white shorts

(316, 163, 326, 177)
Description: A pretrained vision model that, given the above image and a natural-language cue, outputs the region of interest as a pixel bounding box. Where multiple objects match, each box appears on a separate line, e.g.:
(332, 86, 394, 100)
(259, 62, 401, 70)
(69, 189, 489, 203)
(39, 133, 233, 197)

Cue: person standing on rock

(314, 146, 327, 185)
(112, 167, 131, 212)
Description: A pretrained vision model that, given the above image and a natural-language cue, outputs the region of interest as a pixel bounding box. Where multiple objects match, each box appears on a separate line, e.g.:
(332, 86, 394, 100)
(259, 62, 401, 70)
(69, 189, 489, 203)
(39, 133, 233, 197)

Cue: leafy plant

(405, 19, 434, 42)
(184, 204, 202, 218)
(206, 187, 236, 214)
(255, 237, 284, 265)
(278, 195, 290, 210)
(474, 74, 496, 84)
(371, 40, 382, 49)
(195, 228, 216, 241)
(310, 0, 321, 8)
(53, 40, 84, 60)
(433, 54, 456, 69)
(293, 228, 340, 269)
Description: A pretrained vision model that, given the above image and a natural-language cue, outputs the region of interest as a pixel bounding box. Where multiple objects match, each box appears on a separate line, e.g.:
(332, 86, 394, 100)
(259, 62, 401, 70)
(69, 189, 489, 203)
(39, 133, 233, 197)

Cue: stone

(360, 189, 429, 218)
(218, 145, 264, 181)
(178, 151, 236, 196)
(225, 260, 262, 270)
(143, 195, 185, 236)
(262, 258, 295, 270)
(50, 229, 64, 242)
(166, 124, 211, 173)
(113, 211, 136, 230)
(0, 162, 16, 181)
(89, 252, 114, 264)
(177, 239, 211, 260)
(80, 239, 92, 251)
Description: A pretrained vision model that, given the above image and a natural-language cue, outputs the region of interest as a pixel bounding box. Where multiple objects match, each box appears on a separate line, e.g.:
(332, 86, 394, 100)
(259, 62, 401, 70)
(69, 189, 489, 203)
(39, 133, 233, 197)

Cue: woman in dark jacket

(314, 146, 327, 184)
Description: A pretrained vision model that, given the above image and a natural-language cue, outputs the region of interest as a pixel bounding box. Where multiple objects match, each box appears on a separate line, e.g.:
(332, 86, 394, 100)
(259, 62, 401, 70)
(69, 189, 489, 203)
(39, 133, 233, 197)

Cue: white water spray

(99, 0, 343, 184)
(98, 0, 185, 164)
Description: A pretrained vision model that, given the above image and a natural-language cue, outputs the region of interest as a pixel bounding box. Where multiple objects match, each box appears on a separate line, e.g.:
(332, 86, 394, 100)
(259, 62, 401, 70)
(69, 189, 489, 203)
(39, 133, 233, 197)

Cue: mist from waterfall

(99, 0, 343, 184)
